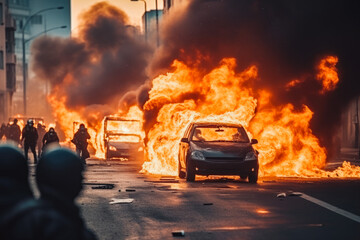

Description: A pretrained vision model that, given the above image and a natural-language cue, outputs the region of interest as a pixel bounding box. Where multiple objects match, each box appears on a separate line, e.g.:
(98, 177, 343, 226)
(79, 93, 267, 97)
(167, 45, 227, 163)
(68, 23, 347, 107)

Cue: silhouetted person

(0, 123, 6, 140)
(0, 144, 34, 239)
(37, 123, 46, 158)
(72, 124, 90, 164)
(7, 119, 21, 144)
(4, 123, 10, 140)
(42, 127, 60, 151)
(36, 147, 98, 240)
(0, 144, 97, 240)
(21, 119, 38, 164)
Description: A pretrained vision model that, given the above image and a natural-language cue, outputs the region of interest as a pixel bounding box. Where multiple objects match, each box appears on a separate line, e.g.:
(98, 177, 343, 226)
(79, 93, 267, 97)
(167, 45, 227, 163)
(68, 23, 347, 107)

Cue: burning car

(178, 122, 259, 182)
(103, 117, 144, 161)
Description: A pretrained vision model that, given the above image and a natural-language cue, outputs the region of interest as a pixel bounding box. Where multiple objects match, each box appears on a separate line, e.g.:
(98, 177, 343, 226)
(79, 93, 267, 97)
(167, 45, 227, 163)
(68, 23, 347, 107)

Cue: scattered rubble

(91, 184, 115, 189)
(172, 230, 185, 237)
(109, 198, 134, 205)
(126, 189, 136, 192)
(288, 192, 303, 197)
(276, 193, 286, 198)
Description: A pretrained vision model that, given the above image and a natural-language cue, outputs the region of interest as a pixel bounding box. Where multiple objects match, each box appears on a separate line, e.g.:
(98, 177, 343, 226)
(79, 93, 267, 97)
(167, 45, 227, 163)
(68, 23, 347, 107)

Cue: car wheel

(105, 148, 109, 161)
(248, 169, 258, 183)
(186, 160, 196, 182)
(178, 160, 186, 179)
(240, 175, 247, 180)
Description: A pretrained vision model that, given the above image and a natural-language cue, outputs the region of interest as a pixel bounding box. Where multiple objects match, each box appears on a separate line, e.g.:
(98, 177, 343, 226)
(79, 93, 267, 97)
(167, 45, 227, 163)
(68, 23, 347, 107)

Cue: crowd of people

(0, 119, 96, 239)
(0, 144, 98, 240)
(0, 119, 91, 164)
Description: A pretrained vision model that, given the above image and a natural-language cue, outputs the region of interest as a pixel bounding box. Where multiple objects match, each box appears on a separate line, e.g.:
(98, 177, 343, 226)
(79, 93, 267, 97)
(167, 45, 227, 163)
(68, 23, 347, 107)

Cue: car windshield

(106, 120, 141, 134)
(191, 126, 250, 142)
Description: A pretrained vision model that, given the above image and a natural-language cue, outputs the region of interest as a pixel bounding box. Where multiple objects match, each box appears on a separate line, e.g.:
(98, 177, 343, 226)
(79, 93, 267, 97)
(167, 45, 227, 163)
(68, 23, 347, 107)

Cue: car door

(179, 123, 193, 168)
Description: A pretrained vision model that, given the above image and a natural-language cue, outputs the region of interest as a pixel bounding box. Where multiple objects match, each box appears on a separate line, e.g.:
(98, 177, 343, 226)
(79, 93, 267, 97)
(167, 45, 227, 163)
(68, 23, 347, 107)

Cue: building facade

(8, 0, 71, 115)
(163, 0, 183, 12)
(0, 0, 16, 122)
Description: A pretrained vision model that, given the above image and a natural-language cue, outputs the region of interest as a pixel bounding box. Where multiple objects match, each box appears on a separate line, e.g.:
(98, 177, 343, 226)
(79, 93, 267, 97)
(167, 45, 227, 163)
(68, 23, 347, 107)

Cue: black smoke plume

(147, 0, 360, 155)
(32, 2, 152, 110)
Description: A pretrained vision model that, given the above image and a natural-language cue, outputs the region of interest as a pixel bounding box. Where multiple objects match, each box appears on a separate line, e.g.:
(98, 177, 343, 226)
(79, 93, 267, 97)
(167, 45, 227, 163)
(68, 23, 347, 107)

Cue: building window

(6, 63, 16, 91)
(6, 28, 15, 53)
(0, 3, 3, 25)
(0, 51, 4, 69)
(31, 15, 42, 25)
(10, 0, 29, 8)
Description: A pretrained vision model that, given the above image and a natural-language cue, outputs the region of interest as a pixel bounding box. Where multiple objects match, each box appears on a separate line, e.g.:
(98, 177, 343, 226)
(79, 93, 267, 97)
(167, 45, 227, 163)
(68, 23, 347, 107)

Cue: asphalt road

(78, 159, 360, 240)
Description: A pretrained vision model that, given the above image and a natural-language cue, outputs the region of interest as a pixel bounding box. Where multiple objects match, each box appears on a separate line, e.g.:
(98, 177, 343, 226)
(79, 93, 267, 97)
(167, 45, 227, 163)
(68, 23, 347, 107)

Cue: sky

(71, 0, 163, 32)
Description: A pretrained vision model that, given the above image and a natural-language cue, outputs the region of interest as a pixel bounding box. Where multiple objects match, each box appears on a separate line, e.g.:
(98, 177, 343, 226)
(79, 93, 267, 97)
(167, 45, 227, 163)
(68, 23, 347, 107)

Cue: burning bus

(103, 116, 144, 161)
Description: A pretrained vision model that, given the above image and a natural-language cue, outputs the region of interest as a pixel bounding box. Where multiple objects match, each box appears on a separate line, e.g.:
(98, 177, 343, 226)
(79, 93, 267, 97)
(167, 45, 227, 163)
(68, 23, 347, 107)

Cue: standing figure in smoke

(36, 123, 46, 158)
(0, 123, 6, 140)
(7, 119, 21, 144)
(21, 119, 38, 164)
(42, 127, 60, 151)
(71, 124, 90, 164)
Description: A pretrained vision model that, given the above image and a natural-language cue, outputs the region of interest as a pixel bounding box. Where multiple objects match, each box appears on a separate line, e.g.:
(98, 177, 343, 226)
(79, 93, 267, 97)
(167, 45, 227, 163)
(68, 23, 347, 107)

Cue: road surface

(75, 159, 360, 240)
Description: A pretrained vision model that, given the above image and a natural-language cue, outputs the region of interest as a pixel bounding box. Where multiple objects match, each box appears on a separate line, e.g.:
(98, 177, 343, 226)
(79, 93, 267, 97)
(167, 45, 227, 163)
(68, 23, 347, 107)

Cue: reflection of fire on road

(30, 2, 360, 179)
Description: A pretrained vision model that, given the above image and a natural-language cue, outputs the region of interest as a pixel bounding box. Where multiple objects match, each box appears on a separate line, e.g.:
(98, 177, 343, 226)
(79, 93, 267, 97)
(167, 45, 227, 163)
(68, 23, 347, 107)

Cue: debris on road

(109, 198, 134, 205)
(126, 189, 136, 192)
(288, 192, 302, 197)
(276, 193, 286, 198)
(203, 203, 213, 205)
(91, 184, 115, 189)
(172, 230, 185, 237)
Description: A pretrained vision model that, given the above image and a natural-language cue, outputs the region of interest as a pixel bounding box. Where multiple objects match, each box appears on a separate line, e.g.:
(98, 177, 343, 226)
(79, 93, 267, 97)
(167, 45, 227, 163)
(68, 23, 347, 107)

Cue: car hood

(190, 141, 253, 158)
(109, 141, 140, 149)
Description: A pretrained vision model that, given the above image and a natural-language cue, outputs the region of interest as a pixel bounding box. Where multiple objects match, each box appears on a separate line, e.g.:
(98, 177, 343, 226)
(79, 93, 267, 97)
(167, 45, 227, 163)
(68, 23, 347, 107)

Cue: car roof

(191, 122, 244, 128)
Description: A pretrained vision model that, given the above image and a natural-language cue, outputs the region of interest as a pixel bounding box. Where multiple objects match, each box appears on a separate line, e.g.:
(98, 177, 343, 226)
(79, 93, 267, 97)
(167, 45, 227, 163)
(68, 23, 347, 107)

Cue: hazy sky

(71, 0, 163, 32)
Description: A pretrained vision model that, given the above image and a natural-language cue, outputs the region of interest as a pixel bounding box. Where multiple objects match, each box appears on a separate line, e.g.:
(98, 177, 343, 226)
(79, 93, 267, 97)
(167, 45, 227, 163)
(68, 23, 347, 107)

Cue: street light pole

(131, 0, 147, 42)
(21, 6, 64, 115)
(24, 25, 67, 44)
(155, 0, 159, 47)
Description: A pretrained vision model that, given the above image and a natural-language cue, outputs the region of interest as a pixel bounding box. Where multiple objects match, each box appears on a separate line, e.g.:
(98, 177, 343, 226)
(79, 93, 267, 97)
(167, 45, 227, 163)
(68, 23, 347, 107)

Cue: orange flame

(141, 57, 360, 178)
(316, 55, 339, 94)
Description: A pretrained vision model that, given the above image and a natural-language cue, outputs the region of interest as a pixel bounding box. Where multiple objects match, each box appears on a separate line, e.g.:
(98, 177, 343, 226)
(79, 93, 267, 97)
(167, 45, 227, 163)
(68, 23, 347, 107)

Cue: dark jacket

(42, 132, 60, 147)
(72, 129, 90, 149)
(7, 123, 21, 143)
(21, 125, 38, 145)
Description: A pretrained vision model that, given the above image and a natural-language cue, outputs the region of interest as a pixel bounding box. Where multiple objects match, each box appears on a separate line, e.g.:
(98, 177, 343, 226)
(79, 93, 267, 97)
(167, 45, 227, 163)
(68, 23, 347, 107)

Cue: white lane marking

(300, 193, 360, 223)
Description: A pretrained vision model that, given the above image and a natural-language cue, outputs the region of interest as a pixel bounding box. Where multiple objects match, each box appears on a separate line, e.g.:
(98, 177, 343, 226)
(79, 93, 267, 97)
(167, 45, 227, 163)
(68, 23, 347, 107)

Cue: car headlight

(109, 145, 117, 151)
(138, 146, 144, 152)
(245, 151, 257, 161)
(191, 151, 205, 160)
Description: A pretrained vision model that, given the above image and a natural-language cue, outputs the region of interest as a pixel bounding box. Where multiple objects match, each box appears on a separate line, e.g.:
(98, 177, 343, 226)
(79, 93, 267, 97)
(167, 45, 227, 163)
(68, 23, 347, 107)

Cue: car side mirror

(181, 138, 189, 143)
(251, 139, 258, 145)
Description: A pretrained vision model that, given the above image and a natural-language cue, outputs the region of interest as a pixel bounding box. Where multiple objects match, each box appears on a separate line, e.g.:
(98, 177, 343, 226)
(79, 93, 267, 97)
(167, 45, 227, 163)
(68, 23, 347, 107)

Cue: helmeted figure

(36, 147, 98, 240)
(42, 127, 60, 151)
(0, 144, 98, 240)
(36, 123, 46, 158)
(71, 124, 90, 164)
(7, 119, 21, 144)
(0, 144, 34, 239)
(21, 119, 38, 164)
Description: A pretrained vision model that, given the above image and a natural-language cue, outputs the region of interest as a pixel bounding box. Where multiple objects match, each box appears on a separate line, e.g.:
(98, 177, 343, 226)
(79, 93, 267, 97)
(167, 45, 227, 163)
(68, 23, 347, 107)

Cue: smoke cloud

(32, 1, 152, 109)
(148, 0, 360, 153)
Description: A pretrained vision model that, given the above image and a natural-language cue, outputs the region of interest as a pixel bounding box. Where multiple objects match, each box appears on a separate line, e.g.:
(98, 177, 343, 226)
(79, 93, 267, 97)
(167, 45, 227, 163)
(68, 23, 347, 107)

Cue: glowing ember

(316, 55, 339, 94)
